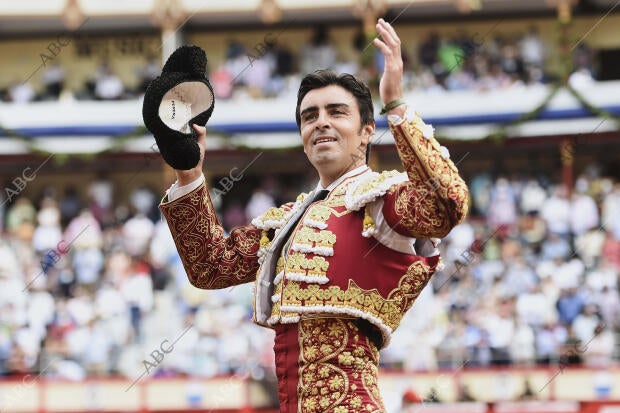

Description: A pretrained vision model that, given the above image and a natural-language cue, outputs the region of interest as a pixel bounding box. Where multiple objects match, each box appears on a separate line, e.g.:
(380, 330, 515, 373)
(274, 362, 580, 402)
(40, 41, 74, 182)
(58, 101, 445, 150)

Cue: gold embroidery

(298, 318, 385, 413)
(387, 260, 434, 314)
(280, 260, 435, 345)
(306, 205, 332, 222)
(387, 117, 469, 238)
(285, 253, 330, 281)
(275, 256, 285, 274)
(291, 227, 337, 254)
(348, 170, 402, 201)
(292, 227, 318, 251)
(315, 231, 336, 250)
(160, 182, 261, 289)
(253, 206, 288, 230)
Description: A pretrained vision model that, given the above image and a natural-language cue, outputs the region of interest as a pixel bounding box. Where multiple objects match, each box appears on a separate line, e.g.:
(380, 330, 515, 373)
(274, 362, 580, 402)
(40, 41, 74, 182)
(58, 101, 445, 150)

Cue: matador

(157, 19, 468, 413)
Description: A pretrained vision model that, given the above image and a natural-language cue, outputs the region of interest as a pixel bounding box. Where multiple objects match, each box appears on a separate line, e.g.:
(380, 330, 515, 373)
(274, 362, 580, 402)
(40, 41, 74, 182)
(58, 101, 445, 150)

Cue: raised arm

(159, 125, 262, 289)
(373, 19, 469, 238)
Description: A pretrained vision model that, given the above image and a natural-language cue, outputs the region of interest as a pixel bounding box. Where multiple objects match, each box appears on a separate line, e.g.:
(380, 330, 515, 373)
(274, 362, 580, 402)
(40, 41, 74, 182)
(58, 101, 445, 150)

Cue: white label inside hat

(158, 81, 214, 134)
(159, 97, 192, 133)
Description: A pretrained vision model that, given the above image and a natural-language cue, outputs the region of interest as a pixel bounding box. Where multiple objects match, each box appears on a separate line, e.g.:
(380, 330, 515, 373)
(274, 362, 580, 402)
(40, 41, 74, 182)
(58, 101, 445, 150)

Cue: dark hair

(295, 70, 374, 163)
(295, 70, 374, 129)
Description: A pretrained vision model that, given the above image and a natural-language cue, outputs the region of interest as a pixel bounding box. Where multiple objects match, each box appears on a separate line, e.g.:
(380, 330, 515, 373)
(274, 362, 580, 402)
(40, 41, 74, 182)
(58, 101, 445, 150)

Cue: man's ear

(361, 122, 375, 145)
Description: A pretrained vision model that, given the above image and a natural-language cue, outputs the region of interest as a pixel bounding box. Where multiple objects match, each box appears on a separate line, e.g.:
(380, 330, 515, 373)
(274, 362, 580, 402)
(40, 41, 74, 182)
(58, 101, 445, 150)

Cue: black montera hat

(142, 45, 215, 170)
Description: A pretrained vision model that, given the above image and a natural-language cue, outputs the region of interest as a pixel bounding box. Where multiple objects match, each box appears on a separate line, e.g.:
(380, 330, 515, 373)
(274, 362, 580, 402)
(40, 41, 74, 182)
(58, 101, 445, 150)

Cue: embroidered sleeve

(382, 113, 469, 238)
(159, 180, 262, 289)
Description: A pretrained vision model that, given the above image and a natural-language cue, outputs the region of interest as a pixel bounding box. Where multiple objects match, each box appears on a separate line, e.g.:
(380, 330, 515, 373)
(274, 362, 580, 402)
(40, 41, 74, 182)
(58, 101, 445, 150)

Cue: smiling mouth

(314, 137, 337, 145)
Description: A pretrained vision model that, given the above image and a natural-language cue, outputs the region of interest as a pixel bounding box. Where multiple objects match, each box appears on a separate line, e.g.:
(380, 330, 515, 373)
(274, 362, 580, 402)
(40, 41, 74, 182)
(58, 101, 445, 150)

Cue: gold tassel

(362, 206, 377, 237)
(260, 230, 270, 248)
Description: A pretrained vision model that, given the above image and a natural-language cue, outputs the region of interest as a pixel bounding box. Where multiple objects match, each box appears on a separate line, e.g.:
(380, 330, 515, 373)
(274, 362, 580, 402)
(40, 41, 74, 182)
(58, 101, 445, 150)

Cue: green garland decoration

(566, 84, 620, 124)
(480, 83, 563, 143)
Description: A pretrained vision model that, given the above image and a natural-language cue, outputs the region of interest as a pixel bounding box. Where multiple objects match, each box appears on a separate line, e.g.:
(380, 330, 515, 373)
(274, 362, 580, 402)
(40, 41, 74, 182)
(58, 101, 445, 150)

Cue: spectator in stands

(88, 176, 114, 227)
(41, 62, 66, 100)
(516, 283, 553, 329)
(211, 65, 234, 100)
(484, 297, 515, 365)
(444, 220, 475, 265)
(468, 173, 493, 215)
(602, 182, 620, 239)
(519, 211, 547, 251)
(7, 80, 36, 103)
(520, 179, 547, 214)
(93, 61, 125, 100)
(593, 283, 619, 328)
(436, 316, 468, 368)
(300, 25, 336, 75)
(583, 320, 615, 367)
(5, 197, 36, 236)
(504, 255, 538, 295)
(520, 26, 546, 70)
(122, 210, 155, 258)
(536, 320, 566, 364)
(223, 40, 249, 89)
(437, 37, 464, 75)
(59, 187, 82, 227)
(94, 278, 128, 373)
(557, 287, 585, 326)
(541, 232, 571, 260)
(560, 326, 584, 366)
(265, 43, 296, 97)
(243, 52, 273, 98)
(541, 185, 571, 239)
(136, 55, 161, 95)
(510, 315, 536, 365)
(575, 228, 606, 269)
(418, 32, 441, 76)
(32, 197, 63, 255)
(273, 43, 295, 77)
(572, 43, 595, 77)
(487, 177, 518, 231)
(120, 258, 153, 342)
(499, 39, 525, 81)
(244, 178, 277, 223)
(570, 178, 600, 237)
(572, 303, 602, 345)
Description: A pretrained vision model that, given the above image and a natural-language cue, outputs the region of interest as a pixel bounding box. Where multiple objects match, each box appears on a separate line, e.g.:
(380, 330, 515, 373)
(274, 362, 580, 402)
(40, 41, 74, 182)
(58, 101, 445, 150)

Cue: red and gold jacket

(160, 114, 469, 348)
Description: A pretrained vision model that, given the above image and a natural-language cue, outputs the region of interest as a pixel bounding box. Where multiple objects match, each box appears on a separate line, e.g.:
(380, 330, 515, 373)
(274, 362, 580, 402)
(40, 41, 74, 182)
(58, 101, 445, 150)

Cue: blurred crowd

(1, 25, 599, 104)
(384, 170, 620, 372)
(1, 163, 619, 383)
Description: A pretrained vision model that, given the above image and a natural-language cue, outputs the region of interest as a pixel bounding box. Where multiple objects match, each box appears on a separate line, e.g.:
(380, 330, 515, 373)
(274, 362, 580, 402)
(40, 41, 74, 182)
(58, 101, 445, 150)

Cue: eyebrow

(299, 103, 350, 119)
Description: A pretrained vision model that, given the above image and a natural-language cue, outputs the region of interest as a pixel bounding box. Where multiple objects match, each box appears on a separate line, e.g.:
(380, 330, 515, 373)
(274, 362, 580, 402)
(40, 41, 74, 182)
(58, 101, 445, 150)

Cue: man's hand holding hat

(142, 45, 214, 173)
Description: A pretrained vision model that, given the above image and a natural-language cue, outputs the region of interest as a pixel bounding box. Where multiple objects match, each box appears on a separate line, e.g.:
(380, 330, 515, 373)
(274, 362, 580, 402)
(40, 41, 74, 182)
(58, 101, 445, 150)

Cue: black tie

(311, 189, 329, 203)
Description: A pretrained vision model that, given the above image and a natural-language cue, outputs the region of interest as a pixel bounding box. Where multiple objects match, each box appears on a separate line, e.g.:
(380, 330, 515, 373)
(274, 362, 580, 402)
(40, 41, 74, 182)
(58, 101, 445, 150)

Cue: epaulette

(344, 170, 408, 212)
(251, 192, 310, 230)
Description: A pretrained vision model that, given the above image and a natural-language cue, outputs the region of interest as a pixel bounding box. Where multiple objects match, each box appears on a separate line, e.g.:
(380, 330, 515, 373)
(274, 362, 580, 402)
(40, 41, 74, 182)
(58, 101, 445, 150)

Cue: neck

(318, 162, 366, 188)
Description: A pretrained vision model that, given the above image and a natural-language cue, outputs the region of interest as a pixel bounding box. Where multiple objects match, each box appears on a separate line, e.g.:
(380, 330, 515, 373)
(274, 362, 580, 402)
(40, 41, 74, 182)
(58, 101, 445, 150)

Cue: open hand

(373, 18, 405, 114)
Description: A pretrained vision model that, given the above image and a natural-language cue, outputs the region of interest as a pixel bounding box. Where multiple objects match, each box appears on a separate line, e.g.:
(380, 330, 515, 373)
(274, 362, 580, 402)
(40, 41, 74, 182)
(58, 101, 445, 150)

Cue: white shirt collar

(315, 165, 370, 192)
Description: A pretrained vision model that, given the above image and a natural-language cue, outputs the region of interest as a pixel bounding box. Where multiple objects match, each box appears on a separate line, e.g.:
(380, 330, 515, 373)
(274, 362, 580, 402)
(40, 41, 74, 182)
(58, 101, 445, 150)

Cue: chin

(311, 152, 338, 165)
